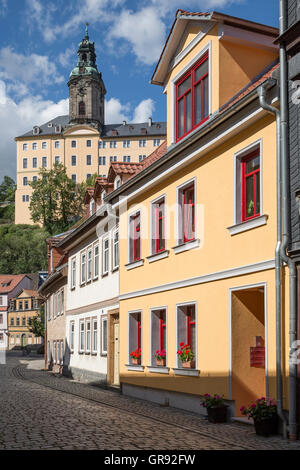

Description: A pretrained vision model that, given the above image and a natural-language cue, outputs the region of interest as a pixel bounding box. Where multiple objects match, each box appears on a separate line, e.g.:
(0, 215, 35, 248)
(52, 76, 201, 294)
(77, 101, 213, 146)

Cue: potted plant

(177, 343, 195, 368)
(155, 349, 166, 366)
(201, 394, 228, 423)
(241, 397, 278, 436)
(130, 348, 141, 365)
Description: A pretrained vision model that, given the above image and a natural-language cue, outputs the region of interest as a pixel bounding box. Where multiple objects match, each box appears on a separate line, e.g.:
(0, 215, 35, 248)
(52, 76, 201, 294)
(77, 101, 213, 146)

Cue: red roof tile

(0, 275, 27, 294)
(0, 306, 7, 311)
(140, 141, 167, 171)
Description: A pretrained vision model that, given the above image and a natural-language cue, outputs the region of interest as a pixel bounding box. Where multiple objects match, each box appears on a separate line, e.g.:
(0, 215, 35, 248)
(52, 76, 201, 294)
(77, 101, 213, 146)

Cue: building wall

(46, 278, 67, 372)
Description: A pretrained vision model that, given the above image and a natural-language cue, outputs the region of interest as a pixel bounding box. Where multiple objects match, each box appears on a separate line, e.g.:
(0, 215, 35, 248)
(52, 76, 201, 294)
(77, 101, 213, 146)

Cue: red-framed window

(137, 314, 141, 350)
(130, 212, 141, 262)
(241, 149, 260, 221)
(180, 183, 195, 243)
(129, 311, 142, 364)
(186, 306, 196, 354)
(159, 310, 167, 351)
(154, 199, 165, 254)
(176, 53, 209, 142)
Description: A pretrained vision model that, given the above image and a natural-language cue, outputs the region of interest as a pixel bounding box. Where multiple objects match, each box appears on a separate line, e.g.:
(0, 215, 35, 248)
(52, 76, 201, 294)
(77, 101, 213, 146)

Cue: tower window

(79, 101, 86, 116)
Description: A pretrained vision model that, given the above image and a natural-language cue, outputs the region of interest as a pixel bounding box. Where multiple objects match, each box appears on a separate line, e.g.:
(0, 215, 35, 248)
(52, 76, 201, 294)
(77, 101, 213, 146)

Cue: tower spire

(85, 22, 89, 40)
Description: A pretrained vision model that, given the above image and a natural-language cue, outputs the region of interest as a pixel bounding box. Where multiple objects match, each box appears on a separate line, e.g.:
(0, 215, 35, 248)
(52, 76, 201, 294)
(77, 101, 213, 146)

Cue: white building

(58, 187, 120, 385)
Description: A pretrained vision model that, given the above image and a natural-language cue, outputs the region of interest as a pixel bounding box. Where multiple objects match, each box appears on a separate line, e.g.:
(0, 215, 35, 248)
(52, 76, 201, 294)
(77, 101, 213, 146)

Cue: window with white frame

(71, 140, 77, 148)
(42, 142, 47, 149)
(42, 156, 47, 168)
(86, 155, 92, 166)
(53, 294, 57, 318)
(235, 144, 261, 224)
(60, 340, 64, 365)
(99, 141, 106, 149)
(101, 316, 108, 355)
(114, 177, 121, 190)
(32, 157, 37, 168)
(81, 252, 86, 284)
(113, 230, 119, 269)
(139, 140, 146, 147)
(70, 322, 75, 352)
(53, 340, 56, 363)
(23, 158, 28, 169)
(32, 143, 37, 150)
(98, 156, 106, 166)
(178, 181, 195, 245)
(54, 156, 60, 165)
(23, 143, 28, 151)
(54, 141, 60, 149)
(153, 139, 161, 147)
(103, 238, 109, 275)
(86, 140, 92, 147)
(92, 319, 98, 354)
(71, 258, 76, 289)
(79, 321, 85, 352)
(129, 211, 141, 263)
(123, 140, 130, 148)
(151, 197, 165, 254)
(87, 248, 93, 281)
(94, 244, 99, 278)
(151, 309, 167, 366)
(177, 304, 196, 368)
(86, 320, 91, 353)
(128, 312, 141, 364)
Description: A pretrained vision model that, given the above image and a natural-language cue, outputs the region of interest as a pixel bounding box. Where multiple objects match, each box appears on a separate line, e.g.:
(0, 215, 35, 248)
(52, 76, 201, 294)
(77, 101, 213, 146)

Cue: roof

(0, 275, 27, 294)
(17, 117, 166, 139)
(0, 306, 7, 312)
(151, 9, 278, 86)
(46, 229, 74, 247)
(140, 141, 167, 171)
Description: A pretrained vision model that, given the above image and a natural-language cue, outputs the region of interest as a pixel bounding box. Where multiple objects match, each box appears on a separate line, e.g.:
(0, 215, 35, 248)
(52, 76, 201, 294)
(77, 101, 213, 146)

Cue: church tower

(68, 24, 106, 130)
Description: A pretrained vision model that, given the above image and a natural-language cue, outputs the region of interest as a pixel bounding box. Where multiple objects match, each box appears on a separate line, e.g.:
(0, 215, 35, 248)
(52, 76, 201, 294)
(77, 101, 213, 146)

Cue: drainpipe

(258, 84, 288, 438)
(279, 0, 298, 441)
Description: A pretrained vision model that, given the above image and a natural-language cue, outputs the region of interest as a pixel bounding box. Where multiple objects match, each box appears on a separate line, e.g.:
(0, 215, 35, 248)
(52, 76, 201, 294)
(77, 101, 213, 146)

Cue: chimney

(123, 120, 126, 126)
(148, 117, 152, 127)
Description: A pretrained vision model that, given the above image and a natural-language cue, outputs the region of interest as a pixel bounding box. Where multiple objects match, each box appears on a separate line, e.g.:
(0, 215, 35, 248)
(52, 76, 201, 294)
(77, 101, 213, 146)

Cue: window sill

(112, 266, 119, 273)
(147, 366, 170, 374)
(125, 259, 144, 271)
(126, 364, 145, 372)
(173, 368, 200, 377)
(147, 250, 169, 264)
(93, 276, 99, 282)
(172, 239, 200, 255)
(227, 214, 268, 236)
(102, 272, 109, 278)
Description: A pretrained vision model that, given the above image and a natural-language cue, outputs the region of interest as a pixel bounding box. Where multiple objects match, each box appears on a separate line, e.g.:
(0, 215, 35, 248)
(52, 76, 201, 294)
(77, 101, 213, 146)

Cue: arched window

(79, 101, 85, 116)
(82, 53, 87, 62)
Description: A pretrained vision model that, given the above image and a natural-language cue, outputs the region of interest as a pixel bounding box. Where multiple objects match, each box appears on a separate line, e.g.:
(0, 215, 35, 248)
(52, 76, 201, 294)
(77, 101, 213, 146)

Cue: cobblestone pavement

(1, 353, 300, 450)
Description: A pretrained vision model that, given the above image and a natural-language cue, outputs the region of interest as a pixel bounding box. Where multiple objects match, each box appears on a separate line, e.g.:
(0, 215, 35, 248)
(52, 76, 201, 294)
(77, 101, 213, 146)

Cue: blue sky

(0, 0, 279, 181)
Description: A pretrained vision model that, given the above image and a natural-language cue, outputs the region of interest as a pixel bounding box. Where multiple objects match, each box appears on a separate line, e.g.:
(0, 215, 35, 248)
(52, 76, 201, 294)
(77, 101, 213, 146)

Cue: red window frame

(137, 314, 141, 349)
(131, 212, 141, 262)
(159, 310, 166, 351)
(155, 199, 165, 254)
(186, 306, 196, 348)
(241, 149, 260, 222)
(175, 53, 209, 142)
(181, 184, 195, 243)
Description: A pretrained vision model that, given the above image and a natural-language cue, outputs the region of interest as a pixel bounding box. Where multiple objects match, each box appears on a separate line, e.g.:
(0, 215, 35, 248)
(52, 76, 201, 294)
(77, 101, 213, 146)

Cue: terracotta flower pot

(131, 358, 141, 365)
(182, 360, 195, 369)
(207, 406, 228, 423)
(254, 415, 278, 436)
(156, 358, 166, 367)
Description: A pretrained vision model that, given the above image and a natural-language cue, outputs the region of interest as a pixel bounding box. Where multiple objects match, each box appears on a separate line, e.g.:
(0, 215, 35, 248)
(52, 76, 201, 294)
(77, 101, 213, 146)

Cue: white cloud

(105, 97, 155, 124)
(0, 47, 64, 86)
(0, 82, 69, 182)
(58, 47, 74, 68)
(108, 7, 166, 65)
(132, 99, 155, 123)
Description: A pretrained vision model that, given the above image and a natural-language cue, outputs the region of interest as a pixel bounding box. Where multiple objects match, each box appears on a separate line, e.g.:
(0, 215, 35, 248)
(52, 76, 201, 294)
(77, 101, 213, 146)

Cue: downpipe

(279, 0, 298, 441)
(258, 84, 288, 437)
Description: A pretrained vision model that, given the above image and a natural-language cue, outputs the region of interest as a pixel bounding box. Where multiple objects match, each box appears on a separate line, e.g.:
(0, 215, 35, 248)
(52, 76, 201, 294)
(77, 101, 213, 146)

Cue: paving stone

(1, 353, 300, 450)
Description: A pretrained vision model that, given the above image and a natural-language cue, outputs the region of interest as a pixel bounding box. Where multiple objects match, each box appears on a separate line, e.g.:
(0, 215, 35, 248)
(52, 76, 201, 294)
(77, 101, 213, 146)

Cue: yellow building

(14, 26, 166, 225)
(105, 10, 285, 419)
(8, 289, 42, 350)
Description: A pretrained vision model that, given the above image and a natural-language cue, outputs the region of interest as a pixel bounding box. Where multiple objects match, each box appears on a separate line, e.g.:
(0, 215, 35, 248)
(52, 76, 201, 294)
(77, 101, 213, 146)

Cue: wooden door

(113, 323, 120, 386)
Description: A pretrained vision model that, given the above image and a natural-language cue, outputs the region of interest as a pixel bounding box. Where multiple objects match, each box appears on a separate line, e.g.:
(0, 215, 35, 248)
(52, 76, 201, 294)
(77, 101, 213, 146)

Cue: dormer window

(101, 190, 106, 204)
(114, 176, 121, 190)
(176, 52, 209, 142)
(90, 199, 95, 215)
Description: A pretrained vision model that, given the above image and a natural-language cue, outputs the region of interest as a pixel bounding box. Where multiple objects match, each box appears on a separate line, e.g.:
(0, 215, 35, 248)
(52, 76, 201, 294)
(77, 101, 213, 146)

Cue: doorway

(230, 284, 267, 416)
(108, 310, 119, 386)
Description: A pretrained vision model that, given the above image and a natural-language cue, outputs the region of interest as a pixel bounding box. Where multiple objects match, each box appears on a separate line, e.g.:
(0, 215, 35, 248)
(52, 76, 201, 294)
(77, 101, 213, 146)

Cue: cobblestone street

(1, 353, 300, 451)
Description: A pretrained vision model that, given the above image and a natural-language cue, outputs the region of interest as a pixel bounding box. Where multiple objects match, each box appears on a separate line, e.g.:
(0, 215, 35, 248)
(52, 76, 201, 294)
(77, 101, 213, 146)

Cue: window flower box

(182, 360, 195, 369)
(155, 349, 166, 367)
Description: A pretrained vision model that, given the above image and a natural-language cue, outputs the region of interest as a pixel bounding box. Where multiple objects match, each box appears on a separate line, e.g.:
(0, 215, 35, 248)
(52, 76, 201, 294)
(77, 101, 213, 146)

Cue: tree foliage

(0, 176, 16, 224)
(0, 224, 48, 274)
(29, 305, 45, 339)
(29, 164, 87, 235)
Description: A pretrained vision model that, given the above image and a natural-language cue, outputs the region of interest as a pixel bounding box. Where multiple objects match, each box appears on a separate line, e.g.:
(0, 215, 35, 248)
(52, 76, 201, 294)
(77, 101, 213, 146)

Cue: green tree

(0, 224, 48, 274)
(29, 164, 86, 235)
(0, 176, 16, 203)
(0, 176, 16, 224)
(29, 305, 45, 339)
